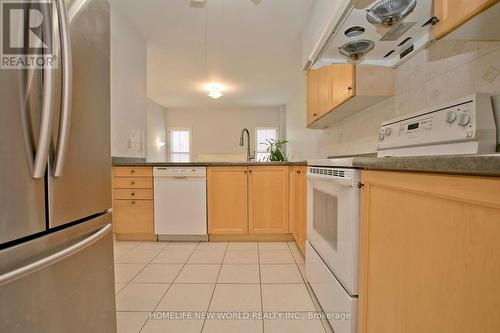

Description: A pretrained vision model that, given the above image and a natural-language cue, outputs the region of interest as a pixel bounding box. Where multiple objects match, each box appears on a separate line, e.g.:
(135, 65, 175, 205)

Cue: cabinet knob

(296, 170, 301, 174)
(347, 86, 352, 91)
(249, 170, 252, 173)
(131, 192, 135, 196)
(244, 170, 247, 174)
(313, 113, 318, 117)
(131, 181, 135, 185)
(131, 201, 136, 204)
(130, 170, 135, 174)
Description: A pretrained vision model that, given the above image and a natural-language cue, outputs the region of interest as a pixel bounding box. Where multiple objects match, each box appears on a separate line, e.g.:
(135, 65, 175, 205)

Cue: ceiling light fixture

(205, 83, 225, 99)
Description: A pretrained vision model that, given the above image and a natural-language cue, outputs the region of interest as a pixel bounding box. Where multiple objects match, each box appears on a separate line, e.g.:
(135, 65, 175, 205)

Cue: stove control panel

(377, 94, 496, 157)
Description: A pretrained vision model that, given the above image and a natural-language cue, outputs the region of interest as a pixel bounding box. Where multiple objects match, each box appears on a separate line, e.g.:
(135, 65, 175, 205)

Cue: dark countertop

(112, 156, 307, 167)
(351, 154, 500, 177)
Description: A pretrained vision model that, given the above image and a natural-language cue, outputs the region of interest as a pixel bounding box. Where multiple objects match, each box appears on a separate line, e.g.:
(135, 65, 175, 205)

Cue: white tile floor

(113, 240, 330, 333)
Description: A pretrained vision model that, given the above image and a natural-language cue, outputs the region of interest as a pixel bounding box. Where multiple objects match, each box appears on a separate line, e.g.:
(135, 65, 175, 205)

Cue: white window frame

(167, 127, 192, 162)
(255, 127, 279, 161)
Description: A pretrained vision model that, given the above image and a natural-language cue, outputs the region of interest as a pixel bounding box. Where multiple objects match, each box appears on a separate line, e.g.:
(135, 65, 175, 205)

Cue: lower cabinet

(358, 170, 500, 333)
(207, 165, 290, 237)
(207, 167, 248, 234)
(113, 200, 154, 234)
(112, 166, 156, 241)
(290, 166, 307, 254)
(248, 166, 290, 234)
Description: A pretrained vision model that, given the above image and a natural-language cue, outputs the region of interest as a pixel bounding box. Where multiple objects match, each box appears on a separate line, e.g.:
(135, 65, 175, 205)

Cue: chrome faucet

(239, 128, 255, 161)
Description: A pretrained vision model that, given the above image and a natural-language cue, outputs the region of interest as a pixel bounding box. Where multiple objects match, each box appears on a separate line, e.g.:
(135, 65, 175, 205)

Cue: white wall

(110, 8, 147, 157)
(301, 0, 344, 68)
(146, 99, 167, 162)
(165, 107, 282, 161)
(287, 40, 500, 160)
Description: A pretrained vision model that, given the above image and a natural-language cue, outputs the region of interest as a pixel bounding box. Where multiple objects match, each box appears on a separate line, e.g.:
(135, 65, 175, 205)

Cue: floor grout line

(137, 241, 199, 333)
(257, 243, 265, 333)
(115, 241, 323, 333)
(200, 241, 229, 333)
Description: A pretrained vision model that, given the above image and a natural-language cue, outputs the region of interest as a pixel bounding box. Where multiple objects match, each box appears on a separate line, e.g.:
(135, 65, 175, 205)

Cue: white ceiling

(113, 0, 313, 108)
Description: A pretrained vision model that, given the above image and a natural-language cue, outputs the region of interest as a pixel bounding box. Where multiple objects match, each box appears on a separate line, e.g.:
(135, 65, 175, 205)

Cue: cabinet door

(358, 171, 500, 333)
(290, 166, 307, 254)
(317, 66, 333, 117)
(331, 64, 355, 107)
(249, 166, 289, 234)
(433, 0, 498, 39)
(306, 69, 319, 124)
(113, 200, 154, 234)
(207, 167, 248, 234)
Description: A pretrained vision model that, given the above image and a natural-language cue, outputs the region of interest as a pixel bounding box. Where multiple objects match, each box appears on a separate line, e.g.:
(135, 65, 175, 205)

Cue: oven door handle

(307, 173, 355, 187)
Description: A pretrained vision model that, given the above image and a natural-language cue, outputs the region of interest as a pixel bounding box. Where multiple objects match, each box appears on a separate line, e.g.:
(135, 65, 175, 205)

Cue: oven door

(307, 167, 360, 295)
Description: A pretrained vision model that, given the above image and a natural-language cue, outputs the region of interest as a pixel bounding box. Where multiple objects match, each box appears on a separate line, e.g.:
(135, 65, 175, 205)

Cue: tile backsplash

(319, 40, 500, 156)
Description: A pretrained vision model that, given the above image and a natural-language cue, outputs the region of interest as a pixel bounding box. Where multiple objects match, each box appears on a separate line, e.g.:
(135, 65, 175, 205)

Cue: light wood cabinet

(113, 200, 154, 234)
(112, 166, 156, 241)
(306, 69, 319, 124)
(207, 167, 248, 234)
(331, 64, 355, 107)
(306, 64, 393, 129)
(248, 166, 290, 234)
(432, 0, 499, 40)
(207, 166, 290, 239)
(290, 166, 307, 254)
(358, 170, 500, 333)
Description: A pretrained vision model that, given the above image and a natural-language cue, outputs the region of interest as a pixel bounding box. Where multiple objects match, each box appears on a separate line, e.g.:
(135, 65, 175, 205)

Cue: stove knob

(384, 127, 392, 136)
(446, 111, 457, 123)
(458, 113, 471, 127)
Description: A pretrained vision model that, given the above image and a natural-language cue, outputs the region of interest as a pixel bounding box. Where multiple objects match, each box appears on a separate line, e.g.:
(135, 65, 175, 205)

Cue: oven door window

(313, 188, 338, 251)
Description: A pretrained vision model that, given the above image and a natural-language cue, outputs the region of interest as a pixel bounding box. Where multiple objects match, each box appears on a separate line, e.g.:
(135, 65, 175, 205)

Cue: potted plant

(263, 139, 288, 161)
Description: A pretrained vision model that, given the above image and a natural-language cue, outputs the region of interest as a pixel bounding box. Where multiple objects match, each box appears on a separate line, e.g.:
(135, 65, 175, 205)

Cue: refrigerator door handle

(31, 14, 56, 178)
(0, 223, 111, 287)
(53, 0, 73, 177)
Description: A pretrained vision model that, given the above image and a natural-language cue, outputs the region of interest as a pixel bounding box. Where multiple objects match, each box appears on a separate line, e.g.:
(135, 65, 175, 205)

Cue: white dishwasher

(153, 167, 207, 241)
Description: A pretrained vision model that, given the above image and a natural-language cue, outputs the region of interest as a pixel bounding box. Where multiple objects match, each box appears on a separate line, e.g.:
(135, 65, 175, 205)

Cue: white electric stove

(305, 93, 497, 333)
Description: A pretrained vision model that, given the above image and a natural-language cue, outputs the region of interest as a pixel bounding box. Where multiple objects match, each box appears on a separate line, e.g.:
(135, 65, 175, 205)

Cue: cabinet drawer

(113, 166, 152, 177)
(113, 177, 152, 189)
(113, 200, 154, 234)
(113, 189, 153, 200)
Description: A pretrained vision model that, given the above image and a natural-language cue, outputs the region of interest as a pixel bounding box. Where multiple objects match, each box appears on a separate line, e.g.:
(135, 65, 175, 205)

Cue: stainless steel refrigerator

(0, 0, 115, 332)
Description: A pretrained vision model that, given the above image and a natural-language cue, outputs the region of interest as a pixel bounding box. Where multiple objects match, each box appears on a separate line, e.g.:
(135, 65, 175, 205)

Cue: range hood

(311, 0, 436, 68)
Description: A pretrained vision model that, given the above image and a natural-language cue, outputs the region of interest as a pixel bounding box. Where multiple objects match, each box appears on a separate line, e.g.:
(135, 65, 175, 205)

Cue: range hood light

(338, 39, 375, 63)
(366, 0, 417, 27)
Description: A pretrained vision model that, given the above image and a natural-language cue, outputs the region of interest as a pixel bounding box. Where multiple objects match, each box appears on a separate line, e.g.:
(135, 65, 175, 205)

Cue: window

(168, 128, 191, 162)
(255, 127, 278, 161)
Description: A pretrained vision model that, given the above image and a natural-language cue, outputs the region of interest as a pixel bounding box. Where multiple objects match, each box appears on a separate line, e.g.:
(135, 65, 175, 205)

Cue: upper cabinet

(306, 64, 393, 129)
(432, 0, 500, 40)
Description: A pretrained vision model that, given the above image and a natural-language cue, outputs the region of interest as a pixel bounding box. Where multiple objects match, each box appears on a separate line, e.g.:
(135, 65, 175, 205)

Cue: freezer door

(0, 57, 47, 243)
(48, 0, 111, 228)
(0, 213, 116, 333)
